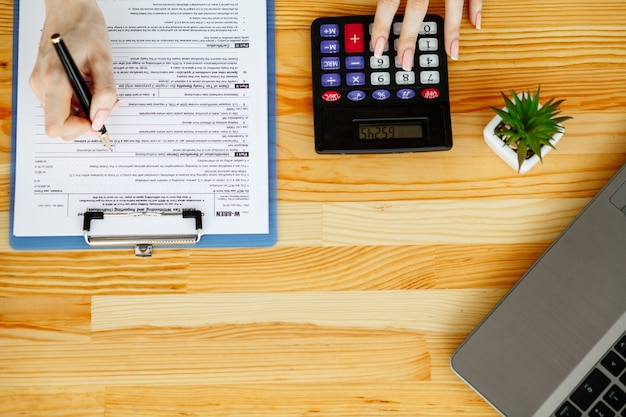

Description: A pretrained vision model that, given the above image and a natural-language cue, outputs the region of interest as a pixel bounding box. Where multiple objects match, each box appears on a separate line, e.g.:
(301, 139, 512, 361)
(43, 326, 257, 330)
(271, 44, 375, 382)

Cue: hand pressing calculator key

(311, 15, 452, 153)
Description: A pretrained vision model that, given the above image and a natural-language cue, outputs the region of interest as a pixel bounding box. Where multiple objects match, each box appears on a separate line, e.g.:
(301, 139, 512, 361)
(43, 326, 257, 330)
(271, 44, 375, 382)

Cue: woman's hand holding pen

(30, 0, 118, 140)
(371, 0, 482, 67)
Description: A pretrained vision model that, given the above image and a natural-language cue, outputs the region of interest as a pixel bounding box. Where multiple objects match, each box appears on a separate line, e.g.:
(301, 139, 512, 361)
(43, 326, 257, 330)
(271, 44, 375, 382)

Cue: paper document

(13, 0, 271, 239)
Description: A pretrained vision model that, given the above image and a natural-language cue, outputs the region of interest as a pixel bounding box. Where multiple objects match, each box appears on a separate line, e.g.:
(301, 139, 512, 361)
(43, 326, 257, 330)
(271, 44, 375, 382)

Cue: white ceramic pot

(483, 97, 564, 174)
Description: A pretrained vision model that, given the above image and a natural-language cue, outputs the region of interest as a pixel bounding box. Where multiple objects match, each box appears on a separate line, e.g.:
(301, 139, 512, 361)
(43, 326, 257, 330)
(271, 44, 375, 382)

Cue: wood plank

(322, 198, 588, 245)
(0, 296, 91, 343)
(0, 387, 105, 417)
(90, 291, 504, 334)
(103, 383, 499, 417)
(0, 249, 190, 295)
(276, 155, 625, 202)
(188, 244, 543, 292)
(2, 325, 431, 386)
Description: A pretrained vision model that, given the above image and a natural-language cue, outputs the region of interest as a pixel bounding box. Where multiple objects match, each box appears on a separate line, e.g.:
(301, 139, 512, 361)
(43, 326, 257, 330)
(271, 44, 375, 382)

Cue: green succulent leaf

(490, 86, 573, 172)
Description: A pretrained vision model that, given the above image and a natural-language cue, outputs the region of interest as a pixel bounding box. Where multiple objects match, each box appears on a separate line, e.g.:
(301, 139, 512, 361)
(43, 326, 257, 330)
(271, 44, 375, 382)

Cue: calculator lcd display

(358, 123, 424, 140)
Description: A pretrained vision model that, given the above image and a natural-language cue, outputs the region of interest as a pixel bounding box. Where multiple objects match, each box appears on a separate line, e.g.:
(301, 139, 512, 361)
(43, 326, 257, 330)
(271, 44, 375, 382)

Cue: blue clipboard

(9, 1, 277, 254)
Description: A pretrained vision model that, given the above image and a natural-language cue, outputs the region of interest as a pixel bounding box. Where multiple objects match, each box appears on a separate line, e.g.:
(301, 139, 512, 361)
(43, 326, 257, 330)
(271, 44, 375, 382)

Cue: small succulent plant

(491, 86, 572, 171)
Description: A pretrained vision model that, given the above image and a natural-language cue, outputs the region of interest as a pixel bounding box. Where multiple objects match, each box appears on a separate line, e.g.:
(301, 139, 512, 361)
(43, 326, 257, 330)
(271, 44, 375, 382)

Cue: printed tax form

(12, 0, 272, 243)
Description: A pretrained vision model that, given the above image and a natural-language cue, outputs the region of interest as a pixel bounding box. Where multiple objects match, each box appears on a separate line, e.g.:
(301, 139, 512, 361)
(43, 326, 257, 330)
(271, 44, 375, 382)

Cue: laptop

(451, 163, 626, 417)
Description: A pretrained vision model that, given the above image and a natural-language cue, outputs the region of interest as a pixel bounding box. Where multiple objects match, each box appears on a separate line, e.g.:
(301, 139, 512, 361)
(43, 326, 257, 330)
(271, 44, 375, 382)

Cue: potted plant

(483, 86, 572, 174)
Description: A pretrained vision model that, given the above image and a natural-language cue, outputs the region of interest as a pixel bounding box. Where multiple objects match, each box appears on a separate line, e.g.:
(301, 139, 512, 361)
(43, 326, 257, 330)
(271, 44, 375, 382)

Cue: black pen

(50, 33, 111, 149)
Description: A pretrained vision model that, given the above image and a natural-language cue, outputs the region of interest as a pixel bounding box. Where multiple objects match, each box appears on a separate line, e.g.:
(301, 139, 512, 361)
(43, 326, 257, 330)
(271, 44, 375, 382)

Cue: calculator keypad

(311, 15, 452, 153)
(314, 15, 447, 104)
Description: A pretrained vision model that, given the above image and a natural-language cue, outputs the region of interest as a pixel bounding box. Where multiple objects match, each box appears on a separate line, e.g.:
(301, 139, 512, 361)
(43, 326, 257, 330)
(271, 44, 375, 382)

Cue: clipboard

(9, 0, 277, 255)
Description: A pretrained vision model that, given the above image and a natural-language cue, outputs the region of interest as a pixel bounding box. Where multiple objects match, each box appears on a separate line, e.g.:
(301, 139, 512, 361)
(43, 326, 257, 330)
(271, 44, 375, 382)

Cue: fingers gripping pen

(50, 33, 111, 149)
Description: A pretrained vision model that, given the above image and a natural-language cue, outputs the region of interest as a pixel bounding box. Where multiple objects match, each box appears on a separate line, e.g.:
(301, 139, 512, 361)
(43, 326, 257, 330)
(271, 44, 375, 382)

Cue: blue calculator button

(321, 57, 340, 70)
(345, 56, 365, 69)
(320, 24, 339, 37)
(372, 89, 391, 100)
(346, 72, 366, 86)
(397, 88, 416, 99)
(321, 40, 340, 54)
(321, 73, 341, 87)
(347, 90, 366, 101)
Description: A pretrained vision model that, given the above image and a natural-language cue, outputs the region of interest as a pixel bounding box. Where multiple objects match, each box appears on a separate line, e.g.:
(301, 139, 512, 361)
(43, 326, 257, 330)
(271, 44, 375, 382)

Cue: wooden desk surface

(1, 0, 625, 415)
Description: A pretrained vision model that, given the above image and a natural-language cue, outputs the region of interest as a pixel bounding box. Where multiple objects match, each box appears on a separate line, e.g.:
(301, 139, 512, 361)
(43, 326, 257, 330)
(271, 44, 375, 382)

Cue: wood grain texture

(1, 0, 625, 415)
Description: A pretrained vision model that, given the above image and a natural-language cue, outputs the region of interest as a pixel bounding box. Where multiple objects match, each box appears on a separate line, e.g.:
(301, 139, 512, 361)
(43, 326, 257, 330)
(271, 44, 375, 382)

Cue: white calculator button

(418, 38, 438, 52)
(369, 40, 389, 53)
(370, 55, 390, 69)
(419, 22, 438, 35)
(419, 54, 439, 68)
(393, 38, 399, 51)
(392, 22, 402, 36)
(371, 72, 391, 86)
(395, 71, 416, 85)
(420, 71, 440, 84)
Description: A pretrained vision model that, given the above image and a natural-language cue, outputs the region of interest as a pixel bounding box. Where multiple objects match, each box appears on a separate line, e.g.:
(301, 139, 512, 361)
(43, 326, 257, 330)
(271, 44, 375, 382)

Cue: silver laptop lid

(450, 164, 626, 417)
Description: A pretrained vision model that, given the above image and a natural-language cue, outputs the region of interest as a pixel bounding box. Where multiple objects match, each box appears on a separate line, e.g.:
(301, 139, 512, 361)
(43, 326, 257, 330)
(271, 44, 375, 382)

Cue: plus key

(344, 23, 364, 53)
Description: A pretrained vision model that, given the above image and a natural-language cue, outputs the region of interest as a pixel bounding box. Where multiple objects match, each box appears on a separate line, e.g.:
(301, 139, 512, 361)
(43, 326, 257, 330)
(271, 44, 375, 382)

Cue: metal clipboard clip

(83, 209, 203, 257)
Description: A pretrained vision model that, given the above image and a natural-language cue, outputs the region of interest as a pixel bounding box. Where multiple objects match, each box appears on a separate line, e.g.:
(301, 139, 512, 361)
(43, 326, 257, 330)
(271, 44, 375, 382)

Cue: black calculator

(311, 15, 452, 153)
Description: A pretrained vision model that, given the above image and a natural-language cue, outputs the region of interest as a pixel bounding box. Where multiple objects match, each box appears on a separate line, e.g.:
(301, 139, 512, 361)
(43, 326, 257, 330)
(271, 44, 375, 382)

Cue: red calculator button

(344, 23, 364, 53)
(322, 91, 342, 102)
(421, 88, 441, 99)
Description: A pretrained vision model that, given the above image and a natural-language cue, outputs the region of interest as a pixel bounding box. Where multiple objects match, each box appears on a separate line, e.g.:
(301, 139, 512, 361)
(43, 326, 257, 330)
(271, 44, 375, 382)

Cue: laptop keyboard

(555, 332, 626, 417)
